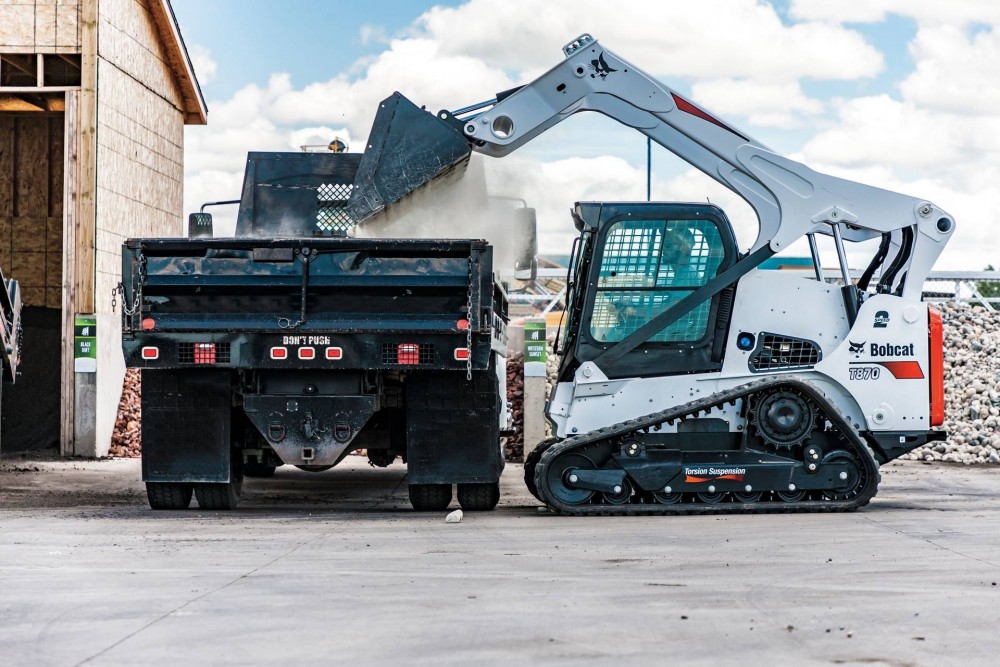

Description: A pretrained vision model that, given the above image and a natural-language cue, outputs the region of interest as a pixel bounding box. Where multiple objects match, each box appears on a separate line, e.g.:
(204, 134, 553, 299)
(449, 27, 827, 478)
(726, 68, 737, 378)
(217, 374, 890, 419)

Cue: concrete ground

(1, 456, 999, 667)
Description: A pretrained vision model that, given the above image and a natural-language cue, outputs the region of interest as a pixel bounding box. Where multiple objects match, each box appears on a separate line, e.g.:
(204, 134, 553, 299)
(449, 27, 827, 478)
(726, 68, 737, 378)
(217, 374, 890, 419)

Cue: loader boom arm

(448, 34, 953, 299)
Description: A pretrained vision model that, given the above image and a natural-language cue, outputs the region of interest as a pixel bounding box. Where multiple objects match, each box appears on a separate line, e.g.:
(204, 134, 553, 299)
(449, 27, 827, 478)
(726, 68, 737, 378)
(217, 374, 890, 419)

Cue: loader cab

(557, 202, 739, 383)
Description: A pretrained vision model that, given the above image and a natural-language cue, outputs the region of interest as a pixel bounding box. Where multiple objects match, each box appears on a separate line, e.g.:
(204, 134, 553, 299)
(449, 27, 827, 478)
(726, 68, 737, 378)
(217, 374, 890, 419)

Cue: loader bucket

(348, 92, 473, 223)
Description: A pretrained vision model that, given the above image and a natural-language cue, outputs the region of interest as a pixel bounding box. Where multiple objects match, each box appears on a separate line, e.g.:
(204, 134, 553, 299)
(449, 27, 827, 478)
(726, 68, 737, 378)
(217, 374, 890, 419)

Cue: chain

(466, 256, 474, 381)
(113, 256, 145, 317)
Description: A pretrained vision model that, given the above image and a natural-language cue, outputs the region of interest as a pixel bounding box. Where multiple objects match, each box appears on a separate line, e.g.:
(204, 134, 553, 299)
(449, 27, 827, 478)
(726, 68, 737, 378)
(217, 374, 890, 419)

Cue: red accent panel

(684, 474, 745, 483)
(671, 93, 748, 141)
(928, 307, 945, 426)
(876, 361, 924, 380)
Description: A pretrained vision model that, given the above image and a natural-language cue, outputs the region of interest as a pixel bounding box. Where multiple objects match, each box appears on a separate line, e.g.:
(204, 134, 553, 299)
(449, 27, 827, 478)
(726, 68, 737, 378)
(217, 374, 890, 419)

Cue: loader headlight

(737, 332, 755, 351)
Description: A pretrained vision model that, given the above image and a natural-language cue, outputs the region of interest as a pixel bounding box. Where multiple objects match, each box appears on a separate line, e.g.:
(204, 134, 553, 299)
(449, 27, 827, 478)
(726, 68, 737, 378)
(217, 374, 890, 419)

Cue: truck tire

(408, 483, 452, 511)
(194, 458, 244, 510)
(457, 482, 500, 511)
(146, 482, 193, 510)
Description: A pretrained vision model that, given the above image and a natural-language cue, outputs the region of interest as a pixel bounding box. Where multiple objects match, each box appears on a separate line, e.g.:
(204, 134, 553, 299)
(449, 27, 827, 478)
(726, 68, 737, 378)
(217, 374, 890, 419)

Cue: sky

(171, 0, 1000, 270)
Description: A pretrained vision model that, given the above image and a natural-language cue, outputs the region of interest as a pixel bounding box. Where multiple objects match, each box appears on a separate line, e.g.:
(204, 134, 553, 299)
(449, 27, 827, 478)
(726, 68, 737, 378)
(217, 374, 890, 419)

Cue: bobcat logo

(589, 52, 617, 79)
(849, 340, 866, 358)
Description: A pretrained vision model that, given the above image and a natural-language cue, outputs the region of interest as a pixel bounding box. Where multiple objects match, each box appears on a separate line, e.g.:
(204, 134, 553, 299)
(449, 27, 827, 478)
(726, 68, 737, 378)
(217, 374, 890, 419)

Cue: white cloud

(790, 0, 1000, 27)
(691, 79, 824, 128)
(901, 25, 1000, 116)
(188, 44, 216, 85)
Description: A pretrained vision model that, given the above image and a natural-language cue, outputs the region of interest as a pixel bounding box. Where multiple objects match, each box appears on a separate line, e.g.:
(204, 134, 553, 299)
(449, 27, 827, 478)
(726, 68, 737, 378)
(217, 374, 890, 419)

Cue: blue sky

(171, 0, 1000, 270)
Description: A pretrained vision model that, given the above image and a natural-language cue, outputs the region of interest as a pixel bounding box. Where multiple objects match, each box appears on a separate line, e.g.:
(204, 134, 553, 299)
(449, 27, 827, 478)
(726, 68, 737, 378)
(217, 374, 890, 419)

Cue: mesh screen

(178, 342, 231, 364)
(316, 183, 354, 233)
(382, 343, 436, 365)
(591, 219, 724, 343)
(749, 334, 821, 371)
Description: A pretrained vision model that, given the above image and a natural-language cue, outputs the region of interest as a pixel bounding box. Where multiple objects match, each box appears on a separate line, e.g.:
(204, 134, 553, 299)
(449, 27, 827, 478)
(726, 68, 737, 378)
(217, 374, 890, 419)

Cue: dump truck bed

(121, 236, 506, 371)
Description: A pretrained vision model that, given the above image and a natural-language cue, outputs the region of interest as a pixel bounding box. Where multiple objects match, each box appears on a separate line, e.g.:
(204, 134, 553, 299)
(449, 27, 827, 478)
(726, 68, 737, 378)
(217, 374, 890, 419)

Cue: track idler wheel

(652, 489, 682, 504)
(776, 487, 807, 503)
(821, 450, 866, 500)
(732, 490, 762, 503)
(545, 453, 597, 506)
(602, 479, 633, 505)
(696, 491, 726, 504)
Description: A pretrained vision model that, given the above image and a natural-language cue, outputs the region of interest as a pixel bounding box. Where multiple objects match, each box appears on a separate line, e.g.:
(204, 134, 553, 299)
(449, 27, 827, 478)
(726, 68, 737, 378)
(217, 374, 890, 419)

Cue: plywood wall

(94, 0, 185, 321)
(0, 0, 82, 52)
(0, 113, 64, 308)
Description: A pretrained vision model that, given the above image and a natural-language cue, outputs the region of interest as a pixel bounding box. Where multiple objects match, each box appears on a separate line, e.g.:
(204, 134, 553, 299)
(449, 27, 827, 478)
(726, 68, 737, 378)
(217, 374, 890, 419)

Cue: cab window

(590, 219, 725, 343)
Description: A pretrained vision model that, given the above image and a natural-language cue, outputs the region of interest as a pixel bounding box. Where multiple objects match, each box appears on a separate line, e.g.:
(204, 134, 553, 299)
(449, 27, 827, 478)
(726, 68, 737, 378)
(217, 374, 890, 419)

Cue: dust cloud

(350, 155, 533, 272)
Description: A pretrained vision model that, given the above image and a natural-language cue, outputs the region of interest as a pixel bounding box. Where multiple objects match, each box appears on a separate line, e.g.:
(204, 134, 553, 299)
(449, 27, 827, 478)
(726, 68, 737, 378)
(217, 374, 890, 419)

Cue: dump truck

(346, 33, 951, 514)
(120, 151, 509, 511)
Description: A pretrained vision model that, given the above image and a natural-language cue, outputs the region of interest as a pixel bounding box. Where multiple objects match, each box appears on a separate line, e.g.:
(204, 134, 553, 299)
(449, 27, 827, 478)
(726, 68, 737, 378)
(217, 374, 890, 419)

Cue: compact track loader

(348, 34, 951, 514)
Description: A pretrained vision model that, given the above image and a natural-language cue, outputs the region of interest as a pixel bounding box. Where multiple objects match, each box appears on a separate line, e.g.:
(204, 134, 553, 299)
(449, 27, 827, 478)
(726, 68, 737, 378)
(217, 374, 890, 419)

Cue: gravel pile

(902, 302, 1000, 464)
(110, 369, 141, 458)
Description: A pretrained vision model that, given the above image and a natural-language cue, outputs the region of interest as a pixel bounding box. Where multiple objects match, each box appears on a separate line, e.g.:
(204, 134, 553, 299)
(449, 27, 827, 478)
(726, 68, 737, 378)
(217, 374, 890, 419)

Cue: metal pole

(646, 137, 652, 201)
(831, 224, 852, 286)
(807, 233, 824, 282)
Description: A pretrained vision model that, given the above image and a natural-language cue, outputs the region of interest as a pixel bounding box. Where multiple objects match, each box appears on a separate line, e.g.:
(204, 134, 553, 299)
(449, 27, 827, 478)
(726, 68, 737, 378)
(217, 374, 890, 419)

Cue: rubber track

(532, 376, 881, 516)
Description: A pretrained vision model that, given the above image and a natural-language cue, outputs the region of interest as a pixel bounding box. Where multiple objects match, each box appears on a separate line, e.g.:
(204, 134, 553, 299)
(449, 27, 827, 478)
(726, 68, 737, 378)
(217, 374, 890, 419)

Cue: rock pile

(505, 351, 525, 460)
(110, 369, 141, 458)
(505, 335, 560, 462)
(902, 302, 1000, 464)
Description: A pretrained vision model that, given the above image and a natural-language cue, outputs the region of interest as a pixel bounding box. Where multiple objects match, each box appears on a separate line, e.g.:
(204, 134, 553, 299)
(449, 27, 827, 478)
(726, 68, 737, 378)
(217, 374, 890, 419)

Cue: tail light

(270, 346, 288, 360)
(398, 344, 420, 365)
(454, 347, 470, 361)
(298, 347, 315, 360)
(325, 347, 343, 360)
(928, 307, 944, 426)
(193, 343, 216, 364)
(141, 346, 159, 360)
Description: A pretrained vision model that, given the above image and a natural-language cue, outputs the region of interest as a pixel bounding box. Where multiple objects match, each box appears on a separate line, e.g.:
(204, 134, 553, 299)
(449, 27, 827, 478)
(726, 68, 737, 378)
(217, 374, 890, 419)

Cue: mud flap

(141, 369, 233, 483)
(348, 92, 472, 223)
(405, 369, 503, 485)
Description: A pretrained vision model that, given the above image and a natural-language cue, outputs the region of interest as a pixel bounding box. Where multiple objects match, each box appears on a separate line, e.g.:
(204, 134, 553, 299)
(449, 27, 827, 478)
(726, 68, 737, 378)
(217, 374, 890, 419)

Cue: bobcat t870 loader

(348, 34, 952, 515)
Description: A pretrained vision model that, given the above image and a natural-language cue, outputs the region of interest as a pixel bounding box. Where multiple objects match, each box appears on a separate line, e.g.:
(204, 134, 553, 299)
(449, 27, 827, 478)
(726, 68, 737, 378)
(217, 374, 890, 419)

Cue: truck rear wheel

(194, 459, 244, 510)
(146, 482, 192, 510)
(408, 483, 452, 511)
(457, 482, 500, 511)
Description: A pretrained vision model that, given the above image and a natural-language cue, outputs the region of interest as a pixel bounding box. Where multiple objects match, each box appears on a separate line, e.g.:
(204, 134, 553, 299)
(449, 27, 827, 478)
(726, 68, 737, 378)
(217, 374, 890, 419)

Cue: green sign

(75, 314, 97, 373)
(524, 319, 547, 364)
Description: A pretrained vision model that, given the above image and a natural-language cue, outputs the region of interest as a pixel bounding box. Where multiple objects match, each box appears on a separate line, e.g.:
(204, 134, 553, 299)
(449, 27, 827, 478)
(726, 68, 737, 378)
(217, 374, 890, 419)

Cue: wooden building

(0, 0, 205, 456)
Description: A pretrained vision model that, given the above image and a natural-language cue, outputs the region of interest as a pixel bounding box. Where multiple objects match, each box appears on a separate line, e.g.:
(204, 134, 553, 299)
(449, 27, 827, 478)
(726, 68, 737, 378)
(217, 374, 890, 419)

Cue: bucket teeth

(348, 92, 472, 223)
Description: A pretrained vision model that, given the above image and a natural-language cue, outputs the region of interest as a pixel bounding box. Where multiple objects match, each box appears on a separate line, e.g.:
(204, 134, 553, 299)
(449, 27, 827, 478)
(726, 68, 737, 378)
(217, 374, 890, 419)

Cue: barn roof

(149, 0, 207, 125)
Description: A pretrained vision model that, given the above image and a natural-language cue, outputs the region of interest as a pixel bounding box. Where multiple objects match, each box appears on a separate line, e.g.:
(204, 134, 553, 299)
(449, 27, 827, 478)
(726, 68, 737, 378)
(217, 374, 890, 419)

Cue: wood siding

(0, 113, 64, 308)
(0, 0, 82, 53)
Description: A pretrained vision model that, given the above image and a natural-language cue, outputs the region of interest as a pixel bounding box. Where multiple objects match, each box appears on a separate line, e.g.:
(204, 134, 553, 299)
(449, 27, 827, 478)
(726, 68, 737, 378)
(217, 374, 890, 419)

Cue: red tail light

(270, 346, 288, 360)
(454, 347, 470, 361)
(194, 343, 216, 364)
(325, 347, 343, 360)
(141, 346, 159, 360)
(398, 344, 420, 365)
(298, 347, 315, 360)
(928, 307, 944, 426)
